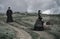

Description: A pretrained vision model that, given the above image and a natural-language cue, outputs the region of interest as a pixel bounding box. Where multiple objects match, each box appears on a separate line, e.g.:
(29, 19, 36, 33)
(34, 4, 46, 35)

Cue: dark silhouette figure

(6, 7, 13, 23)
(34, 10, 44, 31)
(38, 10, 42, 20)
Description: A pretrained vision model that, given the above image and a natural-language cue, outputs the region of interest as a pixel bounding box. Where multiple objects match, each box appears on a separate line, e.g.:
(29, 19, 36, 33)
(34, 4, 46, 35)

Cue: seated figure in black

(34, 10, 44, 31)
(6, 7, 13, 23)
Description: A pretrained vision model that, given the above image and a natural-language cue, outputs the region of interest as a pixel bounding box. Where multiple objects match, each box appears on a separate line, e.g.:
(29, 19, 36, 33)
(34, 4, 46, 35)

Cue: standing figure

(34, 10, 44, 31)
(38, 10, 42, 20)
(6, 7, 13, 23)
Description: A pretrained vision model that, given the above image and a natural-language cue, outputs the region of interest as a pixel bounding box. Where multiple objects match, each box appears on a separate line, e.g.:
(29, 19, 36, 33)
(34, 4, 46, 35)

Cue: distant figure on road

(6, 7, 13, 23)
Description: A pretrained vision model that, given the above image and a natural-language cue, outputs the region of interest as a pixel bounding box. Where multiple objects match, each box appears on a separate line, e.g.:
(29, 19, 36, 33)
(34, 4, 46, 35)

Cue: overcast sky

(0, 0, 60, 14)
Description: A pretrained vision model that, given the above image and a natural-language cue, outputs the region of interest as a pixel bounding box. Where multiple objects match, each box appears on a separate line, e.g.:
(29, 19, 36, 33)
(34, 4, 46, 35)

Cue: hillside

(0, 13, 60, 39)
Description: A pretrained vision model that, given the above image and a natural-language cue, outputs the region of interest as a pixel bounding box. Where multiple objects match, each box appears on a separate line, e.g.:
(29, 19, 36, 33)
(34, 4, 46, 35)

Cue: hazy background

(0, 0, 60, 14)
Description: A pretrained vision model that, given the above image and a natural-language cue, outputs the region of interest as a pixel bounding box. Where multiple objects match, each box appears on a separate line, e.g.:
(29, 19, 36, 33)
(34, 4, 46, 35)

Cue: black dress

(34, 19, 44, 31)
(6, 10, 13, 23)
(34, 12, 44, 31)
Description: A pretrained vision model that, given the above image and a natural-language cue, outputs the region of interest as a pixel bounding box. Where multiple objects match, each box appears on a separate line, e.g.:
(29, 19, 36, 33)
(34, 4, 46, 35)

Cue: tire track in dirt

(0, 19, 55, 39)
(34, 31, 55, 39)
(8, 22, 40, 39)
(0, 21, 32, 39)
(19, 20, 56, 39)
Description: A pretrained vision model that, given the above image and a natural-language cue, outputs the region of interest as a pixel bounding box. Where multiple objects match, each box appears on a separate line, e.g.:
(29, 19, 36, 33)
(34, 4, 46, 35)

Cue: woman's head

(38, 10, 41, 13)
(8, 7, 11, 10)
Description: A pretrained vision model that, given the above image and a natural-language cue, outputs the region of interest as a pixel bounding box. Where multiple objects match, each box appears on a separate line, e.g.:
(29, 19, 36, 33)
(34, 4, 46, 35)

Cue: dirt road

(0, 21, 32, 39)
